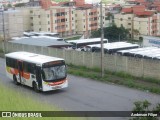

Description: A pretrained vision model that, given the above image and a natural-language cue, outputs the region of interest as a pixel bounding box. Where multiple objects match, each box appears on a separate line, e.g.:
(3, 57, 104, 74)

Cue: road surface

(0, 57, 160, 120)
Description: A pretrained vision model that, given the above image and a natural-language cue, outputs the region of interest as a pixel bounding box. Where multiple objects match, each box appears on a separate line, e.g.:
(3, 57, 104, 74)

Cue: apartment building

(0, 10, 23, 40)
(114, 7, 134, 38)
(31, 6, 75, 37)
(114, 3, 160, 40)
(58, 0, 106, 38)
(134, 11, 158, 38)
(12, 0, 106, 38)
(75, 6, 106, 37)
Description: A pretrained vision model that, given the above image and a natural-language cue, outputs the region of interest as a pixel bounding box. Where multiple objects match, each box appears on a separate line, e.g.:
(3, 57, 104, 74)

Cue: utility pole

(100, 1, 104, 77)
(0, 10, 6, 54)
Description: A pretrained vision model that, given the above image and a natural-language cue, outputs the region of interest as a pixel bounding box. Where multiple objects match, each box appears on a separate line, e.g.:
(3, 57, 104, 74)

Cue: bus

(117, 47, 157, 57)
(23, 32, 59, 37)
(67, 38, 108, 50)
(5, 52, 68, 92)
(86, 42, 139, 54)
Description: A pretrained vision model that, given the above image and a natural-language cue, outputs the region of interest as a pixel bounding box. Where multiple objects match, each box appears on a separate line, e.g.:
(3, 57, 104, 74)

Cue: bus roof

(5, 52, 64, 65)
(23, 32, 59, 36)
(117, 47, 157, 55)
(67, 38, 108, 44)
(87, 42, 139, 50)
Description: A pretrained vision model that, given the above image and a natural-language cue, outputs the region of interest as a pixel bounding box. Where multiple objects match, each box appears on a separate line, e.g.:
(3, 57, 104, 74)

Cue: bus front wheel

(33, 82, 39, 92)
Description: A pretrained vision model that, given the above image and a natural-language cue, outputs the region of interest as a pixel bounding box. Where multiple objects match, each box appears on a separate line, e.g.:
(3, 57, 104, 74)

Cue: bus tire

(13, 75, 19, 85)
(33, 82, 39, 92)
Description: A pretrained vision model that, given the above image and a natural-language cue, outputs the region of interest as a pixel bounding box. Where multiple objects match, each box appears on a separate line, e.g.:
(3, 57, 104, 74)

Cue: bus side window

(6, 57, 17, 69)
(23, 62, 36, 74)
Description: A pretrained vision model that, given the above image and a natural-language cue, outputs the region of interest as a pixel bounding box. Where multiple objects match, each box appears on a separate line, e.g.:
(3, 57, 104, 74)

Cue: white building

(0, 9, 23, 40)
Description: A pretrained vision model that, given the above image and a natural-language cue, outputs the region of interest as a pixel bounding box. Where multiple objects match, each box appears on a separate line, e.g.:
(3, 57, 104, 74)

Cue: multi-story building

(27, 6, 76, 37)
(75, 5, 106, 37)
(114, 3, 159, 40)
(0, 10, 23, 40)
(17, 0, 106, 38)
(58, 0, 106, 38)
(114, 7, 134, 38)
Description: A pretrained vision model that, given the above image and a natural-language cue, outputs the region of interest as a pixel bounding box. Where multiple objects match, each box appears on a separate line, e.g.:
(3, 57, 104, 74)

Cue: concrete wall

(3, 42, 160, 80)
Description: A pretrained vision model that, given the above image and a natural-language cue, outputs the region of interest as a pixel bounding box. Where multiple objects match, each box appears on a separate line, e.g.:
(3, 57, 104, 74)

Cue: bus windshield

(42, 65, 66, 81)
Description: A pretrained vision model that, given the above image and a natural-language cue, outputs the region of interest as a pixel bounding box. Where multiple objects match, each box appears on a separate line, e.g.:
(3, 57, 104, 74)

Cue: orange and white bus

(5, 51, 68, 92)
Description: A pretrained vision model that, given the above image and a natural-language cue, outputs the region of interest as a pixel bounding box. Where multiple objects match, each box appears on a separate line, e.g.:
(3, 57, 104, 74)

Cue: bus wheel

(13, 75, 19, 85)
(33, 82, 39, 92)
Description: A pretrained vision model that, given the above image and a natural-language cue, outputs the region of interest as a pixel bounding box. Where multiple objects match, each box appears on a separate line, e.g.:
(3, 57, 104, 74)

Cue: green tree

(91, 25, 129, 42)
(7, 4, 12, 8)
(14, 3, 26, 7)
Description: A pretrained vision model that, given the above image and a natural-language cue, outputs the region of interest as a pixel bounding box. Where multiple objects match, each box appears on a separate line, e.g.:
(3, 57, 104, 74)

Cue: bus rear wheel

(13, 75, 19, 85)
(33, 82, 39, 92)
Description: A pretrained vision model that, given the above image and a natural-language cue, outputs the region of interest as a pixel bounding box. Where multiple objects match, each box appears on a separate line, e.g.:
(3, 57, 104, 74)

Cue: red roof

(134, 11, 154, 16)
(153, 2, 160, 5)
(75, 4, 93, 8)
(121, 8, 133, 13)
(132, 5, 145, 12)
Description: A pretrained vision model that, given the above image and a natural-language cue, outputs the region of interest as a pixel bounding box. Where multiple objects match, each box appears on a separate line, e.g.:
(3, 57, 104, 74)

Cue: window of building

(72, 17, 74, 20)
(48, 28, 50, 31)
(48, 21, 50, 24)
(38, 15, 40, 18)
(48, 14, 50, 18)
(39, 28, 41, 31)
(61, 19, 65, 22)
(128, 23, 131, 25)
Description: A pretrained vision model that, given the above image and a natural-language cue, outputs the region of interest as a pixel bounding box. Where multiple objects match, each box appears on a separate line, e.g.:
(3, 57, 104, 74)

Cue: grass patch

(67, 64, 160, 94)
(0, 83, 83, 120)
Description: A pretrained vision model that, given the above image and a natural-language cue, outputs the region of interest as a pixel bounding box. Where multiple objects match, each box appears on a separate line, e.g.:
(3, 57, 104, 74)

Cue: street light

(0, 10, 6, 54)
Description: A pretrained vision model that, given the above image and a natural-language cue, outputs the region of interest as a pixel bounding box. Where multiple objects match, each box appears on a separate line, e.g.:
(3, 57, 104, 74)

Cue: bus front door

(36, 66, 42, 90)
(17, 61, 23, 84)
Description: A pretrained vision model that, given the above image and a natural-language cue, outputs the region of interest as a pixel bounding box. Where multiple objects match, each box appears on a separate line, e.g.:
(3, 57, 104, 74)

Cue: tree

(14, 3, 26, 7)
(7, 4, 12, 8)
(91, 25, 129, 42)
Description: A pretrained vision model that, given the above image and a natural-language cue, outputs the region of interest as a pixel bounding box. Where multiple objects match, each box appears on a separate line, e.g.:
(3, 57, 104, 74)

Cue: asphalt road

(0, 57, 160, 120)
